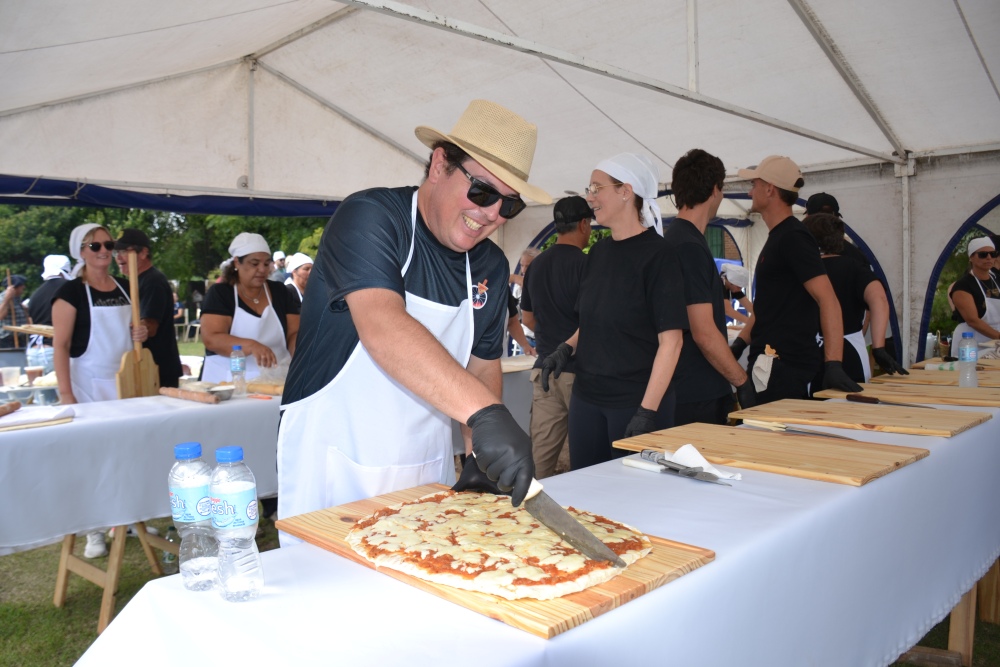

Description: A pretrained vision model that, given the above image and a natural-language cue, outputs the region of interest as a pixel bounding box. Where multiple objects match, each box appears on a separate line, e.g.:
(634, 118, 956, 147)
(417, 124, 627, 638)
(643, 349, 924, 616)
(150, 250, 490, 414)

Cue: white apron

(69, 282, 132, 403)
(277, 192, 474, 535)
(951, 274, 1000, 355)
(844, 330, 872, 382)
(201, 284, 291, 383)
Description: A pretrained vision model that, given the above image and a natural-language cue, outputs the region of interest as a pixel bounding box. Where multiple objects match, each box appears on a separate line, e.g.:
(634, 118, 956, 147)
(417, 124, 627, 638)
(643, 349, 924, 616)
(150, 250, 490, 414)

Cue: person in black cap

(520, 196, 591, 477)
(0, 274, 30, 349)
(114, 229, 183, 388)
(663, 149, 757, 423)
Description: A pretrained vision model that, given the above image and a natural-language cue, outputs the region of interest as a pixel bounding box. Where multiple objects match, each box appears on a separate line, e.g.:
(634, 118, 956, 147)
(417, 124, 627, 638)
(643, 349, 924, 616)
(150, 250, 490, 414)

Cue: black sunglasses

(83, 241, 116, 252)
(974, 251, 999, 259)
(455, 163, 526, 219)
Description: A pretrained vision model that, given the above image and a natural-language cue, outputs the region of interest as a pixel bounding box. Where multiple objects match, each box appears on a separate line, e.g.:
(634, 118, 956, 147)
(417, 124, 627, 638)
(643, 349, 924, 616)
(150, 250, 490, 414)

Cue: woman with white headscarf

(540, 153, 688, 470)
(200, 232, 300, 382)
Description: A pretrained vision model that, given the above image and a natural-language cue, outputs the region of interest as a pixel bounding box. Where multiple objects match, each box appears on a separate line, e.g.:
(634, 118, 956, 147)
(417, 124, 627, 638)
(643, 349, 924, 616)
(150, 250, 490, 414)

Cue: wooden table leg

(53, 534, 75, 608)
(97, 526, 128, 634)
(134, 521, 163, 575)
(978, 558, 999, 624)
(948, 585, 977, 667)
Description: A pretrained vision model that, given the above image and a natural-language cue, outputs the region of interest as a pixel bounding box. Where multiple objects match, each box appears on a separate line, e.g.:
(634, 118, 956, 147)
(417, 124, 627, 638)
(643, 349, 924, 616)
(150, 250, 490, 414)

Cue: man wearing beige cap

(278, 100, 551, 535)
(731, 155, 861, 403)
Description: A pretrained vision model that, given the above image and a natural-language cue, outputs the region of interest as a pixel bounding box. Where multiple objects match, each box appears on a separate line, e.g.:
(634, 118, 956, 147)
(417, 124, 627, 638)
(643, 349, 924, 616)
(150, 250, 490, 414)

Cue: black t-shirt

(750, 217, 827, 373)
(822, 255, 877, 335)
(662, 218, 731, 403)
(521, 244, 586, 372)
(951, 270, 1000, 322)
(202, 279, 300, 358)
(53, 277, 131, 357)
(283, 186, 509, 405)
(285, 283, 303, 306)
(574, 229, 689, 408)
(135, 266, 183, 388)
(28, 278, 66, 326)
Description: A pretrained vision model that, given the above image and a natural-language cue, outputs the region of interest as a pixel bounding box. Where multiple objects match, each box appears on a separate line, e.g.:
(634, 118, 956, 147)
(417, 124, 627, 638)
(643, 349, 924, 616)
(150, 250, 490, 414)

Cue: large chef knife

(523, 479, 628, 568)
(742, 418, 859, 441)
(846, 393, 938, 410)
(640, 449, 732, 486)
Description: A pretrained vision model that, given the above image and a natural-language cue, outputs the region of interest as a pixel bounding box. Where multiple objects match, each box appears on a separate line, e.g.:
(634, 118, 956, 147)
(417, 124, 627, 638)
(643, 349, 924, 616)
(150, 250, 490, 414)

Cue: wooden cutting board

(613, 423, 929, 486)
(501, 355, 536, 373)
(275, 484, 714, 639)
(814, 383, 1000, 408)
(912, 357, 1000, 370)
(870, 369, 1000, 388)
(729, 399, 991, 437)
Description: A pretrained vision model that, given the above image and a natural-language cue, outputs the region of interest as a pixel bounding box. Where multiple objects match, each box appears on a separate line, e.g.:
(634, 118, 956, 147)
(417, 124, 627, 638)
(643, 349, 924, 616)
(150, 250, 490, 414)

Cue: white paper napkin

(622, 444, 741, 481)
(0, 405, 75, 429)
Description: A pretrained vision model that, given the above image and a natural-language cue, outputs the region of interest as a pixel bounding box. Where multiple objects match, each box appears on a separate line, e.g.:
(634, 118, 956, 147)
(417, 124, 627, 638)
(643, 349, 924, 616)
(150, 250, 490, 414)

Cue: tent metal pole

(686, 0, 699, 93)
(340, 0, 900, 164)
(246, 60, 256, 191)
(899, 157, 915, 364)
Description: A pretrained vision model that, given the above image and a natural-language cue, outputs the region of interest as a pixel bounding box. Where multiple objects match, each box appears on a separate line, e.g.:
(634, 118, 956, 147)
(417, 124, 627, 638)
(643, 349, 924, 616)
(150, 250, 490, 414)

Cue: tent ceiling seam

(255, 60, 426, 166)
(343, 0, 901, 164)
(786, 0, 907, 158)
(251, 6, 360, 60)
(0, 59, 242, 119)
(1, 175, 342, 202)
(953, 0, 1000, 105)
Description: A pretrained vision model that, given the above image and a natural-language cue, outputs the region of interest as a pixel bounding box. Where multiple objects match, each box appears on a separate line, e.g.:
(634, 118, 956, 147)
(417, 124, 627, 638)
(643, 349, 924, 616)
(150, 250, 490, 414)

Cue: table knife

(640, 449, 732, 486)
(523, 479, 627, 568)
(846, 393, 937, 410)
(742, 419, 859, 441)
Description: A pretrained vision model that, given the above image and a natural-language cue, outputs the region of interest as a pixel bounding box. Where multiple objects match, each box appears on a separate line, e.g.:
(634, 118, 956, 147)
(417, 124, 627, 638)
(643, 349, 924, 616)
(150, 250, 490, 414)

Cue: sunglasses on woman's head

(455, 163, 526, 219)
(83, 241, 116, 252)
(974, 251, 999, 259)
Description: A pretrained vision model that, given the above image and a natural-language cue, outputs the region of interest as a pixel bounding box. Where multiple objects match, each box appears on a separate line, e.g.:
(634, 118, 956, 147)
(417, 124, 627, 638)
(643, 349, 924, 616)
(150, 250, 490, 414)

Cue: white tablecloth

(1, 395, 281, 555)
(77, 402, 1000, 667)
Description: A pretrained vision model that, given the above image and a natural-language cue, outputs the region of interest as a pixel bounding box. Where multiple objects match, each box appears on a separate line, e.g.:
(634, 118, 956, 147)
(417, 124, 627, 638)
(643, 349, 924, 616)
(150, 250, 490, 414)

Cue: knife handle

(640, 449, 665, 464)
(846, 393, 879, 404)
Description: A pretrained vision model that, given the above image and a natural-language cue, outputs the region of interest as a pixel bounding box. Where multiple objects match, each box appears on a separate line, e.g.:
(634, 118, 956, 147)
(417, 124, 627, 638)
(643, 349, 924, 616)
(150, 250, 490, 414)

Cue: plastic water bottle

(230, 345, 247, 398)
(168, 442, 218, 591)
(211, 446, 263, 602)
(161, 527, 180, 575)
(958, 332, 978, 388)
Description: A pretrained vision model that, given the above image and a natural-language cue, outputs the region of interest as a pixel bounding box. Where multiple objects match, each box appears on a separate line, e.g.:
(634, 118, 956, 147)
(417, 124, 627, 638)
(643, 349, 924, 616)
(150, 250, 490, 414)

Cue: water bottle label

(211, 488, 258, 530)
(959, 346, 978, 363)
(230, 356, 246, 373)
(169, 485, 212, 523)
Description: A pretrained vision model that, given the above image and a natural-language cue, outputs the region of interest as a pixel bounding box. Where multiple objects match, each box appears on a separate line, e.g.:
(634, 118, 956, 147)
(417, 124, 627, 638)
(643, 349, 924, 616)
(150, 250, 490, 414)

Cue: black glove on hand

(730, 337, 748, 361)
(540, 342, 573, 392)
(467, 404, 535, 507)
(735, 377, 758, 410)
(822, 360, 863, 393)
(623, 407, 658, 438)
(451, 455, 504, 496)
(872, 347, 909, 375)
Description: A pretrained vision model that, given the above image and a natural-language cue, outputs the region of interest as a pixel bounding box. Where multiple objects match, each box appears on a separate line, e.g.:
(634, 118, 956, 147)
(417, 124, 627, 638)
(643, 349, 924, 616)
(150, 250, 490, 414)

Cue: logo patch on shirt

(472, 279, 489, 309)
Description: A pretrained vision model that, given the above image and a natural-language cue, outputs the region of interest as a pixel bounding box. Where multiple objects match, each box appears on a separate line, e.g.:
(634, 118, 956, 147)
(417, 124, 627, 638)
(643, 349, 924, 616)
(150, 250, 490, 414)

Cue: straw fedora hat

(415, 100, 552, 205)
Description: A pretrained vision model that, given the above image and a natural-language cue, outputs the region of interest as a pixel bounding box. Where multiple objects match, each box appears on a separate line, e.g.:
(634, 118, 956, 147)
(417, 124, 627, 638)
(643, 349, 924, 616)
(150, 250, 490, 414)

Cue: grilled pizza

(346, 490, 651, 600)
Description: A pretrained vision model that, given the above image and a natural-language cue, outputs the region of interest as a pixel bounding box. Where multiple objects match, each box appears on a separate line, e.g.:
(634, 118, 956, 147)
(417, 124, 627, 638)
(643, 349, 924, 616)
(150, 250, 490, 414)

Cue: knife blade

(846, 393, 937, 410)
(742, 419, 859, 441)
(640, 449, 731, 486)
(522, 480, 627, 567)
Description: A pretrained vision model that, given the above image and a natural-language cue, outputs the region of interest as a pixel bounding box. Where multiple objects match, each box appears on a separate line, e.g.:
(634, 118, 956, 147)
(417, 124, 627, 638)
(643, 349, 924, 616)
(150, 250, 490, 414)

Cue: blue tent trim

(0, 174, 339, 218)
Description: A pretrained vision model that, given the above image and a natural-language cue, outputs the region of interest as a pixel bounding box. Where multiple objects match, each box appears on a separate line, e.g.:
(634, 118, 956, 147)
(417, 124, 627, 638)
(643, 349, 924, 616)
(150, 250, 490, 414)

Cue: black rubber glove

(872, 347, 909, 375)
(467, 404, 535, 507)
(822, 360, 863, 393)
(623, 407, 658, 438)
(451, 455, 504, 496)
(730, 337, 748, 361)
(540, 342, 573, 392)
(735, 377, 758, 410)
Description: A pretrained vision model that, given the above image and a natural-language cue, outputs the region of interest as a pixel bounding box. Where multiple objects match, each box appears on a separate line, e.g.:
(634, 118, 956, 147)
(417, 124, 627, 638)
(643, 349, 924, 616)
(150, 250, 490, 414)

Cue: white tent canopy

(2, 0, 999, 360)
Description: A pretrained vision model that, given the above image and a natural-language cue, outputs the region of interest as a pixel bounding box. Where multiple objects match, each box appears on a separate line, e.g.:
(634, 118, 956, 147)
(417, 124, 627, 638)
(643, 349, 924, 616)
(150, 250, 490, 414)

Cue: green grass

(177, 341, 205, 358)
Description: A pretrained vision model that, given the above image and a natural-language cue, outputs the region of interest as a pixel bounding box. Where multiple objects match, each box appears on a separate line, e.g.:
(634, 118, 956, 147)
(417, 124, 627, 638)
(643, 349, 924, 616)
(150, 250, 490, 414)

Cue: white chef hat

(42, 254, 72, 280)
(968, 236, 995, 256)
(720, 263, 750, 289)
(286, 252, 313, 273)
(594, 153, 663, 236)
(229, 233, 271, 259)
(273, 250, 286, 261)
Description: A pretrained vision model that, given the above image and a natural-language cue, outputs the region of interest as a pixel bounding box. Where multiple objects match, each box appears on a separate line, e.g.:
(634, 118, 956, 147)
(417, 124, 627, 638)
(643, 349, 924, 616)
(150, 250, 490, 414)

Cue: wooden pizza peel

(115, 250, 159, 399)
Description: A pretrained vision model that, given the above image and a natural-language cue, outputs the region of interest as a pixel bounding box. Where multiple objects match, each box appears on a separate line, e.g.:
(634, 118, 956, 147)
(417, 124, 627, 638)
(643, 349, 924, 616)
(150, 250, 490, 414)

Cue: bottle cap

(215, 445, 245, 463)
(173, 442, 202, 460)
(962, 332, 974, 338)
(233, 345, 242, 351)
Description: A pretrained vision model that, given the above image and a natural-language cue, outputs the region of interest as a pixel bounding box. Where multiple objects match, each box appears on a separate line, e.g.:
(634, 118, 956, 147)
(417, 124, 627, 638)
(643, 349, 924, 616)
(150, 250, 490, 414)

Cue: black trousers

(674, 393, 736, 426)
(567, 387, 676, 471)
(751, 356, 814, 405)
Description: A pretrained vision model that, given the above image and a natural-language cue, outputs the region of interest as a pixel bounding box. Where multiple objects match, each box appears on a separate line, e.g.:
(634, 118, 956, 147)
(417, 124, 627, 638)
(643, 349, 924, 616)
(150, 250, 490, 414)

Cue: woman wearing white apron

(51, 224, 149, 558)
(200, 233, 298, 383)
(283, 253, 313, 306)
(950, 236, 1000, 355)
(277, 193, 473, 538)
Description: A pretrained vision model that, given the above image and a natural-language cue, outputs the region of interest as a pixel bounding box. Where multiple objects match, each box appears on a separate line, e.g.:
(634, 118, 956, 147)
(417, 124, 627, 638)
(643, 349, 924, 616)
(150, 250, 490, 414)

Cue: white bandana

(594, 153, 662, 236)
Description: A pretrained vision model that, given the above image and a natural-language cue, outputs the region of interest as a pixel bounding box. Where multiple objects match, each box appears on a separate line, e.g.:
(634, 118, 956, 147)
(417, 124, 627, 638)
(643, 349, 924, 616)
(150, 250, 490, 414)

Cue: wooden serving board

(912, 357, 1000, 370)
(870, 369, 1000, 388)
(0, 416, 73, 432)
(814, 383, 1000, 408)
(613, 423, 929, 486)
(2, 323, 54, 338)
(500, 355, 536, 373)
(729, 399, 991, 437)
(275, 484, 714, 639)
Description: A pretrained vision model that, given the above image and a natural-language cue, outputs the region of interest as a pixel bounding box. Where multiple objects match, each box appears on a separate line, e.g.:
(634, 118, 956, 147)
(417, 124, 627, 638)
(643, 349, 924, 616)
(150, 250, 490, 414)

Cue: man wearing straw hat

(278, 101, 552, 534)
